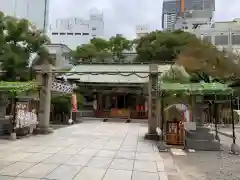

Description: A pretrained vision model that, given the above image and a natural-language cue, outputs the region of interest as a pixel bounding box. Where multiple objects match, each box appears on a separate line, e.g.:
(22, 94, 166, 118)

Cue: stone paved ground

(172, 131, 240, 180)
(173, 150, 240, 180)
(0, 121, 183, 180)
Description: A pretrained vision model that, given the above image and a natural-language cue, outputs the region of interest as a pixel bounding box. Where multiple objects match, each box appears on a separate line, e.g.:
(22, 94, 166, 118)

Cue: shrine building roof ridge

(65, 64, 171, 84)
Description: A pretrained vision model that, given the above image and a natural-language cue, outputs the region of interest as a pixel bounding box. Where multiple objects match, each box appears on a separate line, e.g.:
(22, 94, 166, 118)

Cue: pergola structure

(0, 81, 38, 140)
(157, 81, 240, 153)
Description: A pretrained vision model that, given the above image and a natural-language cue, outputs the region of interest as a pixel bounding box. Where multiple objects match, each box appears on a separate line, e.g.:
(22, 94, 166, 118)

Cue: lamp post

(43, 0, 48, 33)
(230, 94, 240, 154)
(157, 90, 167, 151)
(10, 92, 17, 140)
(214, 96, 220, 141)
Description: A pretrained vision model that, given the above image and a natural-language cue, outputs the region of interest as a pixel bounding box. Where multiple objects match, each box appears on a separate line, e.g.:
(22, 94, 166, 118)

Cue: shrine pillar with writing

(145, 64, 159, 140)
(34, 62, 54, 134)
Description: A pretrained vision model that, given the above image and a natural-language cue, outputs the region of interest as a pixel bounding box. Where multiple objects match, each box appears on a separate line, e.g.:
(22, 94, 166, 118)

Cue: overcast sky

(49, 0, 240, 39)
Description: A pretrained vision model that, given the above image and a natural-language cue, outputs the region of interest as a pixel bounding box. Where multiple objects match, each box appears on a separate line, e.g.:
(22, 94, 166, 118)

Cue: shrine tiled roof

(65, 64, 171, 84)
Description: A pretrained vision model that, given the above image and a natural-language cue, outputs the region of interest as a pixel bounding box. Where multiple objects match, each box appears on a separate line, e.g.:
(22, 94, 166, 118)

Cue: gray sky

(49, 0, 240, 38)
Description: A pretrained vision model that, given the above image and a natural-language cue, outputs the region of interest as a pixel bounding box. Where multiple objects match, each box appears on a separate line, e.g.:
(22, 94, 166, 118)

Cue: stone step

(185, 137, 221, 151)
(185, 129, 215, 141)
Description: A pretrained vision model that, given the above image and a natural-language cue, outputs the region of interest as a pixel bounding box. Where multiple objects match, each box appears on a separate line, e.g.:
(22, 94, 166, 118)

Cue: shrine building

(64, 63, 171, 120)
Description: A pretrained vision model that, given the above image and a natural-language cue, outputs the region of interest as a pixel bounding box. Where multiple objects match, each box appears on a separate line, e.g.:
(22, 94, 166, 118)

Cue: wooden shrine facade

(63, 64, 171, 120)
(78, 83, 148, 119)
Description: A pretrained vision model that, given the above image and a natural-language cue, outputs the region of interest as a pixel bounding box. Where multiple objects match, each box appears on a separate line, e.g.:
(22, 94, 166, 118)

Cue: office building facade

(48, 13, 104, 49)
(136, 25, 149, 38)
(192, 19, 240, 53)
(162, 0, 215, 30)
(0, 0, 49, 31)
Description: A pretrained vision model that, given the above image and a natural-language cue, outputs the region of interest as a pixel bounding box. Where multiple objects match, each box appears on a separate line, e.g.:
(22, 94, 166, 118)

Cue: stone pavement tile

(134, 160, 158, 173)
(0, 152, 10, 159)
(168, 174, 182, 180)
(103, 145, 121, 151)
(42, 153, 72, 164)
(78, 149, 99, 156)
(115, 151, 135, 160)
(41, 147, 63, 154)
(131, 171, 159, 180)
(109, 159, 134, 171)
(136, 145, 154, 153)
(87, 157, 112, 169)
(156, 161, 165, 172)
(119, 146, 136, 152)
(102, 169, 132, 180)
(96, 150, 116, 158)
(18, 163, 58, 178)
(135, 153, 156, 161)
(0, 175, 14, 180)
(70, 142, 91, 149)
(0, 162, 35, 176)
(13, 178, 39, 180)
(73, 167, 106, 180)
(58, 147, 80, 155)
(65, 155, 92, 166)
(46, 164, 82, 180)
(2, 153, 33, 162)
(19, 146, 45, 153)
(158, 172, 168, 180)
(20, 153, 53, 163)
(88, 142, 106, 149)
(122, 140, 138, 146)
(0, 160, 15, 170)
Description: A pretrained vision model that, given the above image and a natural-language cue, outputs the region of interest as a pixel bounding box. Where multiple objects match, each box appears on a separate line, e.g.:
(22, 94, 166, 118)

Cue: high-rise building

(48, 13, 104, 49)
(0, 0, 49, 32)
(162, 0, 215, 30)
(136, 25, 149, 38)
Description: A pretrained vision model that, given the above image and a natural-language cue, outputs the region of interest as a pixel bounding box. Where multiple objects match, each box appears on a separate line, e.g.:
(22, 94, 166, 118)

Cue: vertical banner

(72, 93, 77, 112)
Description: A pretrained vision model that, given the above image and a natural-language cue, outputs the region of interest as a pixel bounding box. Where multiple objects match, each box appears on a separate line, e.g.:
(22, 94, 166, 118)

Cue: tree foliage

(134, 29, 240, 82)
(134, 30, 198, 62)
(0, 11, 50, 81)
(108, 34, 132, 62)
(70, 34, 132, 64)
(176, 39, 240, 82)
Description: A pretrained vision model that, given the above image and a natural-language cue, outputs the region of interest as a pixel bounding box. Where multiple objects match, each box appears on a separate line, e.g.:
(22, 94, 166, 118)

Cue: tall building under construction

(162, 0, 215, 30)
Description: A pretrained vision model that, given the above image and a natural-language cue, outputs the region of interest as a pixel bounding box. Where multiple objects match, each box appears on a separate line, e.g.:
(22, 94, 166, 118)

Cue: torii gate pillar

(34, 62, 55, 134)
(145, 64, 159, 140)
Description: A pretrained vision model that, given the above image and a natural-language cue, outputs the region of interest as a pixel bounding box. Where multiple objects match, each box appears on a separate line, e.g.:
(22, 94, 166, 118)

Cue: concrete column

(40, 73, 52, 128)
(145, 64, 159, 140)
(34, 63, 54, 134)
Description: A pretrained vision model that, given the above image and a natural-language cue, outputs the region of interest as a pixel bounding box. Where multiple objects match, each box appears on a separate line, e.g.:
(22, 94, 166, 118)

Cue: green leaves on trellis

(0, 81, 37, 93)
(158, 82, 233, 95)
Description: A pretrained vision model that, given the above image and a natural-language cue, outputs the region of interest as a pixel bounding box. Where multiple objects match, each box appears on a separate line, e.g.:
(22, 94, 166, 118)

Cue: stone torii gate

(34, 62, 161, 138)
(34, 61, 73, 134)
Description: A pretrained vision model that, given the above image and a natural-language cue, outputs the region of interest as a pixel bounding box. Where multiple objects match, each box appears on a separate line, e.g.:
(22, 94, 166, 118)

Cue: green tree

(108, 34, 132, 62)
(176, 40, 240, 82)
(0, 11, 50, 81)
(134, 30, 198, 63)
(70, 44, 97, 64)
(90, 37, 112, 62)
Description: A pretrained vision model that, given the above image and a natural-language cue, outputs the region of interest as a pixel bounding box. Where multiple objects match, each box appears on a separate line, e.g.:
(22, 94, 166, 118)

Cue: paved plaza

(0, 121, 183, 180)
